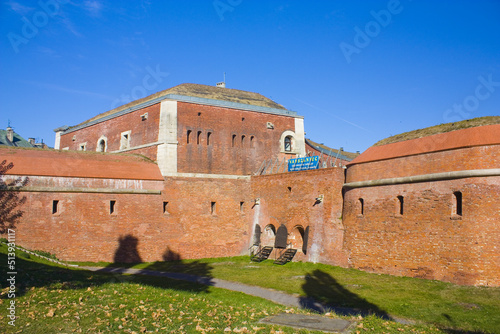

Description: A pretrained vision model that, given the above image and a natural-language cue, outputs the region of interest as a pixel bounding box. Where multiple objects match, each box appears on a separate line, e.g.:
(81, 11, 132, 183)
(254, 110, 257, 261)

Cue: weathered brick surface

(9, 174, 252, 263)
(343, 178, 500, 286)
(176, 102, 297, 175)
(4, 118, 499, 287)
(59, 103, 161, 160)
(251, 168, 348, 266)
(347, 145, 500, 183)
(343, 134, 500, 286)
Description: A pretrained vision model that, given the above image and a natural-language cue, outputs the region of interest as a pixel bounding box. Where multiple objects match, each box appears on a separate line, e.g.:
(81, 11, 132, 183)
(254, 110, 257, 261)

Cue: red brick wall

(176, 102, 297, 175)
(250, 168, 348, 266)
(6, 175, 252, 263)
(343, 142, 500, 286)
(343, 178, 500, 286)
(347, 145, 500, 183)
(59, 103, 161, 161)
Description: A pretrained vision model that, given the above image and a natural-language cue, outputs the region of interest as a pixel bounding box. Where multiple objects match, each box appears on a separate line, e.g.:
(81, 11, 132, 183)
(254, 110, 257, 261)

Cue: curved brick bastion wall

(342, 125, 500, 286)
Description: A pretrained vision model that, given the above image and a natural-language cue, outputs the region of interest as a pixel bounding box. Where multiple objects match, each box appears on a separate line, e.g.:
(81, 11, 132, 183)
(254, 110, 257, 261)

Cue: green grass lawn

(81, 256, 500, 334)
(0, 244, 496, 333)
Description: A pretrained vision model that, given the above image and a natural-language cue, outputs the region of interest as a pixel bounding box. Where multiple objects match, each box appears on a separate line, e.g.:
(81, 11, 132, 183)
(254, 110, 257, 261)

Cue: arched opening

(397, 195, 404, 215)
(187, 130, 192, 144)
(250, 136, 255, 148)
(261, 224, 276, 247)
(97, 138, 107, 152)
(289, 225, 305, 251)
(275, 224, 288, 249)
(359, 198, 364, 215)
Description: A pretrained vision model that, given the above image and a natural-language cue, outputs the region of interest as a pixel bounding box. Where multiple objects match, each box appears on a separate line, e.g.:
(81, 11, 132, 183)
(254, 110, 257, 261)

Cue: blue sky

(1, 0, 499, 152)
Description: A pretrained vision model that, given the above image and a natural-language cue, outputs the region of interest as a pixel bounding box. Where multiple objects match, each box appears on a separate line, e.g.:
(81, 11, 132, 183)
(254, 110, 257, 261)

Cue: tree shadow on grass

(299, 269, 392, 320)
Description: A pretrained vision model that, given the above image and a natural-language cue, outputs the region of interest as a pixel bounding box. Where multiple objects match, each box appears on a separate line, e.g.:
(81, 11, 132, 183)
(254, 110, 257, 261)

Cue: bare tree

(0, 160, 29, 234)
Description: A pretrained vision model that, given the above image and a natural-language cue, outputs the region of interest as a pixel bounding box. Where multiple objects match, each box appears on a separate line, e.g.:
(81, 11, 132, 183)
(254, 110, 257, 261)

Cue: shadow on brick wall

(113, 234, 142, 263)
(104, 234, 214, 293)
(1, 234, 213, 299)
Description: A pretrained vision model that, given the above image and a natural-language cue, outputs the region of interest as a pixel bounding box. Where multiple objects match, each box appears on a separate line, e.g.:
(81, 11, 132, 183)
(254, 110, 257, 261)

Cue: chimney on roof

(6, 127, 14, 142)
(216, 82, 226, 88)
(28, 138, 35, 145)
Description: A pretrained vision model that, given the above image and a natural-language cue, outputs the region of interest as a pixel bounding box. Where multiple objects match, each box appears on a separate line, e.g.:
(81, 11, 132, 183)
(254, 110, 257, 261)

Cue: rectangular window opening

(110, 200, 116, 215)
(211, 201, 216, 215)
(240, 201, 244, 212)
(359, 198, 364, 215)
(120, 131, 131, 150)
(52, 200, 59, 214)
(232, 134, 236, 147)
(163, 201, 169, 214)
(454, 191, 462, 216)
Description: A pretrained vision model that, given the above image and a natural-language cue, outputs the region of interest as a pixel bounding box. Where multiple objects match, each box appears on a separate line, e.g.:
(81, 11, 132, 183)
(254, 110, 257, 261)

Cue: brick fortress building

(1, 83, 498, 286)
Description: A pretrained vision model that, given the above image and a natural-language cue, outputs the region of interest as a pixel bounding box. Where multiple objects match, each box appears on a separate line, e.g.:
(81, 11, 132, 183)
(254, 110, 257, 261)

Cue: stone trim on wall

(344, 168, 500, 189)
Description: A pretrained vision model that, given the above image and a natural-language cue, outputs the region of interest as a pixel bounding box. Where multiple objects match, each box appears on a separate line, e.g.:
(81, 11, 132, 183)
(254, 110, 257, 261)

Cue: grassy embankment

(1, 244, 498, 333)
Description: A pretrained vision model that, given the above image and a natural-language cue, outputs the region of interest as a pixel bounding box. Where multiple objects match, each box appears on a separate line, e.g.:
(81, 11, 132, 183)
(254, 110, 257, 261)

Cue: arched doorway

(261, 224, 276, 247)
(289, 225, 305, 251)
(275, 224, 288, 249)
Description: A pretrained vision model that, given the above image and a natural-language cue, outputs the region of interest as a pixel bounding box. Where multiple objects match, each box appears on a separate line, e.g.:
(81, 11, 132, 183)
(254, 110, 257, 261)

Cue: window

(211, 202, 216, 215)
(197, 131, 202, 145)
(250, 136, 255, 148)
(397, 196, 404, 215)
(359, 198, 364, 215)
(453, 191, 462, 216)
(240, 201, 244, 212)
(187, 130, 192, 144)
(163, 201, 169, 214)
(96, 136, 107, 152)
(287, 186, 292, 192)
(110, 200, 116, 215)
(284, 136, 292, 152)
(79, 143, 87, 151)
(207, 132, 212, 145)
(232, 134, 236, 147)
(52, 200, 59, 214)
(120, 131, 131, 150)
(97, 138, 107, 152)
(241, 135, 246, 146)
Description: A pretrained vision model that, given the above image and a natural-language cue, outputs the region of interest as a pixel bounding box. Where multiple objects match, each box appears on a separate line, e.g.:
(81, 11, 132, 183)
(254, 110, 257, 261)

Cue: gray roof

(305, 138, 359, 161)
(0, 129, 34, 148)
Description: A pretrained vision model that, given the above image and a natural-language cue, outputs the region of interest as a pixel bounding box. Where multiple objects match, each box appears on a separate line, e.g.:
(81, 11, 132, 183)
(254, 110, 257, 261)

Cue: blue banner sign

(288, 156, 319, 172)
